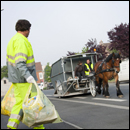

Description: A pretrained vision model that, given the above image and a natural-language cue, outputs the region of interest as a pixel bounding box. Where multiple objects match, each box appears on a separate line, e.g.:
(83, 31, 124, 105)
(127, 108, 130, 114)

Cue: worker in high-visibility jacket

(84, 58, 93, 76)
(6, 19, 45, 129)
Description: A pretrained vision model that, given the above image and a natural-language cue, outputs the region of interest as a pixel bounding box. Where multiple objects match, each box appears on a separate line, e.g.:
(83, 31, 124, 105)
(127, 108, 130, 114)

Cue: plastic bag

(22, 80, 62, 128)
(1, 83, 33, 116)
(1, 84, 16, 116)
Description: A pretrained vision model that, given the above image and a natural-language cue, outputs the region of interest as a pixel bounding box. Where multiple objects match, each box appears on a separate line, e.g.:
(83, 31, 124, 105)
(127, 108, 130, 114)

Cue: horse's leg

(115, 74, 123, 98)
(105, 82, 110, 98)
(103, 78, 110, 98)
(96, 76, 101, 94)
(98, 78, 102, 94)
(102, 82, 105, 97)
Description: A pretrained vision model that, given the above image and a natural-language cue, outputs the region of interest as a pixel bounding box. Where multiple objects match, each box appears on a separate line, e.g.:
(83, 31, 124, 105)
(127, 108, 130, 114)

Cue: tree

(81, 46, 88, 53)
(107, 48, 119, 54)
(1, 65, 8, 79)
(67, 38, 107, 60)
(107, 23, 129, 59)
(66, 51, 77, 56)
(66, 39, 97, 56)
(85, 38, 98, 50)
(44, 63, 51, 82)
(85, 38, 107, 60)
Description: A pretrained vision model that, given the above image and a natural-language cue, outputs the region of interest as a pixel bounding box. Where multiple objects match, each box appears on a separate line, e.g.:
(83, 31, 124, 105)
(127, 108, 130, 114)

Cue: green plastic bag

(22, 80, 63, 128)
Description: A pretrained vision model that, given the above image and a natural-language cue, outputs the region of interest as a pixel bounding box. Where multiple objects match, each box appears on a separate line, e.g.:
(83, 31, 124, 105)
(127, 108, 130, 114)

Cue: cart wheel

(89, 80, 96, 97)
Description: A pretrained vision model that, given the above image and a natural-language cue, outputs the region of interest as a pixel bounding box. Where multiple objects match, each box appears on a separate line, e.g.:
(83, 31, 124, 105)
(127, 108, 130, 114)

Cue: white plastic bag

(22, 80, 62, 128)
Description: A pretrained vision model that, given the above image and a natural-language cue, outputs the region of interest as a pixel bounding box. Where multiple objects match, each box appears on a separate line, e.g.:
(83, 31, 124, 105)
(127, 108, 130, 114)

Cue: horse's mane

(104, 53, 113, 62)
(104, 53, 121, 62)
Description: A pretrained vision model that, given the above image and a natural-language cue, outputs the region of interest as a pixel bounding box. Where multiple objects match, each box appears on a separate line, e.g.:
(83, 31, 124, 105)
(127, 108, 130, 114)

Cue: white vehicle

(37, 83, 44, 90)
(118, 58, 129, 83)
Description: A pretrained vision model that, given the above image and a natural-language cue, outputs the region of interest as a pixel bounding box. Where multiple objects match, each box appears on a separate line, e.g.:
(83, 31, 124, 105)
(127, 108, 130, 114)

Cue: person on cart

(84, 58, 93, 76)
(75, 61, 85, 82)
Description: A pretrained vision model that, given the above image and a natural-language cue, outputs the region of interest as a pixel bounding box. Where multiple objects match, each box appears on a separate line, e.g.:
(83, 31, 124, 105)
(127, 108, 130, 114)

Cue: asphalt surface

(1, 83, 129, 129)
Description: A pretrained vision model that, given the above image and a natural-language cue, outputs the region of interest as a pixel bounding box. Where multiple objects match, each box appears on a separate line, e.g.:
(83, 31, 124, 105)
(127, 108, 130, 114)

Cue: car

(37, 83, 44, 90)
(118, 58, 129, 83)
(47, 83, 54, 89)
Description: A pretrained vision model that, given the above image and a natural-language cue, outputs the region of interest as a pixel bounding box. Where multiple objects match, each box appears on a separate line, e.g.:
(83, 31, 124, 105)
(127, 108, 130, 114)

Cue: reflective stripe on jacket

(84, 63, 93, 75)
(6, 33, 37, 83)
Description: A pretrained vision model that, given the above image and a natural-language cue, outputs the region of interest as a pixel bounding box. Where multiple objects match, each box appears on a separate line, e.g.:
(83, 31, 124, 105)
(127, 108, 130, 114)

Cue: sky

(1, 1, 129, 67)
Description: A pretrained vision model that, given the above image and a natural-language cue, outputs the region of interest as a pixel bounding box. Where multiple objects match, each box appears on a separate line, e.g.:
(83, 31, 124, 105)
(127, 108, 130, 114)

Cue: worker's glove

(26, 76, 35, 83)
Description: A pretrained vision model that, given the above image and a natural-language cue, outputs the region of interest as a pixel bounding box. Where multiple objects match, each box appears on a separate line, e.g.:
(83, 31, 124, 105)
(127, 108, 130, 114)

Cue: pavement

(1, 83, 12, 97)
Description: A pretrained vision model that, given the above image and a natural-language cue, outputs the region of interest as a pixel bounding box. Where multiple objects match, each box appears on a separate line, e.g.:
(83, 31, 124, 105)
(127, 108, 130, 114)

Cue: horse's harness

(94, 57, 119, 79)
(111, 57, 120, 68)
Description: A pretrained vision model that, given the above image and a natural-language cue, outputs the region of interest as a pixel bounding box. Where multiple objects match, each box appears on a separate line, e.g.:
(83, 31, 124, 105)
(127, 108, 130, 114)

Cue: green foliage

(75, 52, 80, 55)
(1, 65, 8, 79)
(107, 48, 119, 53)
(81, 47, 88, 53)
(43, 87, 47, 90)
(44, 63, 51, 82)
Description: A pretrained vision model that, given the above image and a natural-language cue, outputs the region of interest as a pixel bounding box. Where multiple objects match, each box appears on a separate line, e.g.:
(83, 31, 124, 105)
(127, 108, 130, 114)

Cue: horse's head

(112, 52, 121, 73)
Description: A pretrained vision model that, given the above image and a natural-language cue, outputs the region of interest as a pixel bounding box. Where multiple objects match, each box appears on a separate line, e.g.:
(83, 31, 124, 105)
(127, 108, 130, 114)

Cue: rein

(94, 60, 115, 76)
(94, 68, 115, 76)
(94, 56, 120, 76)
(114, 66, 120, 68)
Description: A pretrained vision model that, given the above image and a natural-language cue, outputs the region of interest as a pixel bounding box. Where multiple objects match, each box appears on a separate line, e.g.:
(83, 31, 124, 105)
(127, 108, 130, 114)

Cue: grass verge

(108, 79, 115, 83)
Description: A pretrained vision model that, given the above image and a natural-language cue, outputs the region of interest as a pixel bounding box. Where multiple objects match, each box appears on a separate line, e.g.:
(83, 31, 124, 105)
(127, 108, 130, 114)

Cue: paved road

(1, 83, 129, 129)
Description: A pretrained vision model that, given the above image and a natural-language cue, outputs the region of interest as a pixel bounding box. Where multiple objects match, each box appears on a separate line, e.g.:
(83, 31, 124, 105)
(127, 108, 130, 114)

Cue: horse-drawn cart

(50, 52, 102, 98)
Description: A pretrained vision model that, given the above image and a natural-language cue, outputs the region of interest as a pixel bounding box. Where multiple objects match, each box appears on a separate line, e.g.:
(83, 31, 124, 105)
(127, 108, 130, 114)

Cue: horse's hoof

(96, 90, 101, 94)
(118, 95, 123, 98)
(105, 96, 110, 98)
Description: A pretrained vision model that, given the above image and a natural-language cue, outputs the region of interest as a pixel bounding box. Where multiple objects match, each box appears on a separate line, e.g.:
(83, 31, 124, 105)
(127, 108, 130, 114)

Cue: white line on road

(92, 98, 127, 102)
(62, 119, 83, 129)
(49, 98, 129, 110)
(73, 97, 87, 99)
(46, 95, 53, 96)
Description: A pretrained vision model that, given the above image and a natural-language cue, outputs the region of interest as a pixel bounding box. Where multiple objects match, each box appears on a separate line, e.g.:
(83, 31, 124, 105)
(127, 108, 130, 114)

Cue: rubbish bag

(1, 83, 32, 116)
(1, 82, 62, 127)
(1, 84, 16, 116)
(22, 80, 62, 128)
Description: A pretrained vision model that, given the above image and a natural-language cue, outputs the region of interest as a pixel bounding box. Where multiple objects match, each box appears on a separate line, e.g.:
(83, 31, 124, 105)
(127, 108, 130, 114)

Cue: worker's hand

(26, 76, 35, 83)
(75, 76, 77, 79)
(89, 70, 91, 72)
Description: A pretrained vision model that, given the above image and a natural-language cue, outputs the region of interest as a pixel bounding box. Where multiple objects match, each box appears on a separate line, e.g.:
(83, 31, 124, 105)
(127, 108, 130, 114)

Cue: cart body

(50, 52, 102, 97)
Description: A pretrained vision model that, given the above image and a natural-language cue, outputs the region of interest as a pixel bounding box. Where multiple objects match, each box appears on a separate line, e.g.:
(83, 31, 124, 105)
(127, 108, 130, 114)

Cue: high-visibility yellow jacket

(84, 63, 93, 75)
(6, 33, 37, 83)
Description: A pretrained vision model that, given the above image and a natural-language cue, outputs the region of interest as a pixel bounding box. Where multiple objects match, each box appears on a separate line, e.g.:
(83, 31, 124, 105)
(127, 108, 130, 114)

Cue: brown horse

(94, 52, 123, 98)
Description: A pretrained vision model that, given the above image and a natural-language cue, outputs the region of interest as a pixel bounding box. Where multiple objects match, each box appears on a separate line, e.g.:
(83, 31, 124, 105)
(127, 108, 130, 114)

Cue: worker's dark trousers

(76, 71, 85, 82)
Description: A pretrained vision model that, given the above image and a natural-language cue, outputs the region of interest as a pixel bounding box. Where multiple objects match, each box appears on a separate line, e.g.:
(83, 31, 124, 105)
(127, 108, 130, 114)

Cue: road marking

(46, 95, 126, 101)
(49, 98, 129, 110)
(45, 95, 53, 96)
(92, 98, 127, 102)
(46, 95, 87, 99)
(62, 119, 83, 129)
(73, 97, 87, 99)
